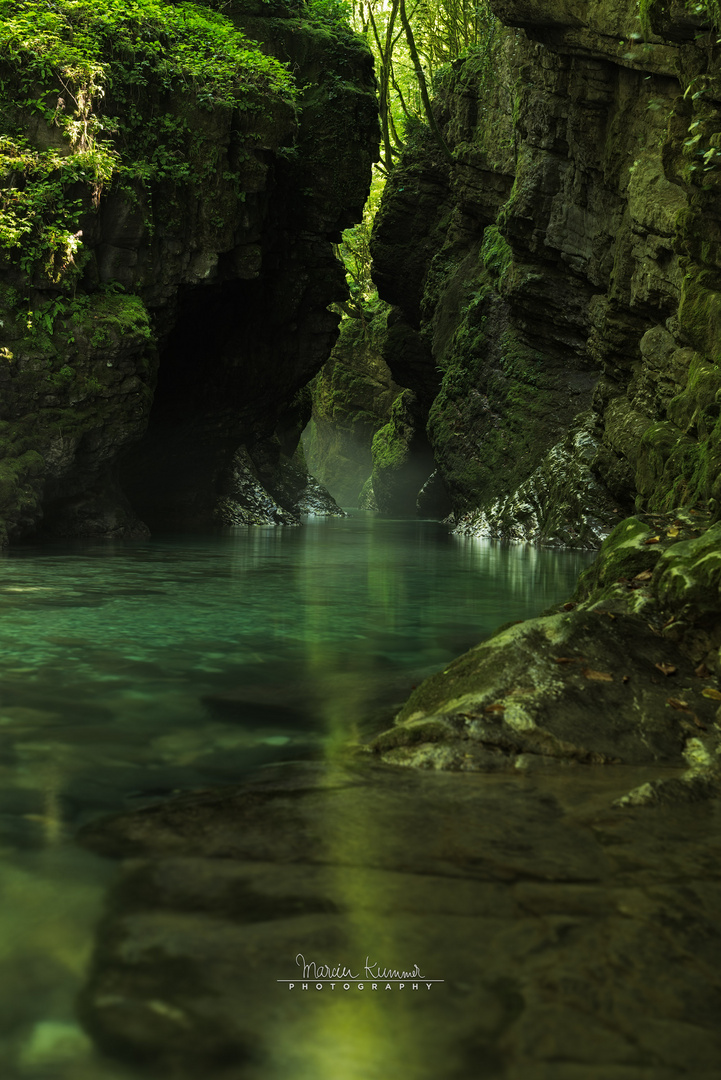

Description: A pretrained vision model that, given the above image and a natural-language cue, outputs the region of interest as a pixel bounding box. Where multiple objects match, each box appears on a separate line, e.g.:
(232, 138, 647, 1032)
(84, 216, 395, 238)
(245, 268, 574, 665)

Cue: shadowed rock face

(0, 0, 378, 542)
(303, 306, 403, 508)
(369, 0, 721, 545)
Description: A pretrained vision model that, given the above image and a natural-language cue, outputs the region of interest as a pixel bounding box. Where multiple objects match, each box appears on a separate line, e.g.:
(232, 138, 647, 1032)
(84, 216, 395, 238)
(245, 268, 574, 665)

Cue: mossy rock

(572, 517, 668, 603)
(653, 522, 721, 615)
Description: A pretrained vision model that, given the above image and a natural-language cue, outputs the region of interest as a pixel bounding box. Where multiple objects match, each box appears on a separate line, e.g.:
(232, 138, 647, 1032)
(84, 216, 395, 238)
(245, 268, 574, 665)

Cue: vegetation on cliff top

(354, 0, 501, 173)
(0, 0, 296, 285)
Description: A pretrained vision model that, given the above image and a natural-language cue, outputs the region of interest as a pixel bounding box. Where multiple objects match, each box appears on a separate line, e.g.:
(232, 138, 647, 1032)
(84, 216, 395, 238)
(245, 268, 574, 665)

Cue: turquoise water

(0, 512, 590, 1077)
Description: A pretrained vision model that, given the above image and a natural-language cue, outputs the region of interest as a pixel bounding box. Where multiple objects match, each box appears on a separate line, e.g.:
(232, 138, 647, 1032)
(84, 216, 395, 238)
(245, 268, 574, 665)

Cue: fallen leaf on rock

(655, 662, 677, 676)
(582, 668, 613, 682)
(667, 525, 681, 538)
(554, 656, 582, 664)
(562, 602, 576, 611)
(695, 663, 711, 678)
(633, 570, 653, 582)
(484, 703, 506, 713)
(667, 698, 689, 710)
(644, 536, 661, 545)
(701, 687, 721, 701)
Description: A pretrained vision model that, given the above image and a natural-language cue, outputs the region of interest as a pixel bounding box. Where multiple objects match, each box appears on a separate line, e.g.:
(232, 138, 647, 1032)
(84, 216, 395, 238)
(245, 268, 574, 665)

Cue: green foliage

(413, 0, 499, 77)
(25, 295, 70, 338)
(480, 224, 512, 285)
(306, 0, 353, 26)
(690, 0, 721, 27)
(354, 0, 501, 172)
(0, 0, 297, 283)
(335, 169, 385, 325)
(638, 0, 655, 38)
(45, 363, 74, 389)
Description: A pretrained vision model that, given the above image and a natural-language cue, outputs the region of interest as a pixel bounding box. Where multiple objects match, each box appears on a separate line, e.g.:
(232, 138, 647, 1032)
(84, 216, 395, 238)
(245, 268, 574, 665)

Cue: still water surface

(0, 512, 590, 1077)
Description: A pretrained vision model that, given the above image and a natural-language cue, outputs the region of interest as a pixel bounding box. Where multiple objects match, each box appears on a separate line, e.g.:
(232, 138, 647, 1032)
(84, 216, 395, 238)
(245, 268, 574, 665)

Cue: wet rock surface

(304, 304, 401, 508)
(77, 757, 721, 1079)
(374, 515, 721, 781)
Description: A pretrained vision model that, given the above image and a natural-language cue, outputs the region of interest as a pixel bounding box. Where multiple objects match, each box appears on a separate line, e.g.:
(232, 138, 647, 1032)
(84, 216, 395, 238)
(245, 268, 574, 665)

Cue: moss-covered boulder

(369, 388, 442, 516)
(371, 513, 721, 780)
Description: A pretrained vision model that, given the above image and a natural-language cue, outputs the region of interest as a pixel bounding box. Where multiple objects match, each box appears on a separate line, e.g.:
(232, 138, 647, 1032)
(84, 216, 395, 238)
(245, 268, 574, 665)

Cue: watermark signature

(278, 953, 444, 991)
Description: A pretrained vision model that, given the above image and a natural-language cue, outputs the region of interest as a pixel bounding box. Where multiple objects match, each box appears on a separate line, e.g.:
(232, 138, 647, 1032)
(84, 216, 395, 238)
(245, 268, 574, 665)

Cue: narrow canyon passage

(1, 0, 721, 1076)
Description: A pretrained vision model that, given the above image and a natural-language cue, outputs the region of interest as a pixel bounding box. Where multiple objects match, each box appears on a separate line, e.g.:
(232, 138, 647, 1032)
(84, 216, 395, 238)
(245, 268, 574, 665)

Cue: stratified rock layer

(370, 0, 721, 545)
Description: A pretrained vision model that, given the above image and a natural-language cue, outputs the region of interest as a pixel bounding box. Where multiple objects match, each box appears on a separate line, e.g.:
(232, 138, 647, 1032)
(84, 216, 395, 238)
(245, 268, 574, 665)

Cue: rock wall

(302, 302, 400, 507)
(369, 0, 721, 546)
(370, 0, 721, 782)
(0, 0, 378, 541)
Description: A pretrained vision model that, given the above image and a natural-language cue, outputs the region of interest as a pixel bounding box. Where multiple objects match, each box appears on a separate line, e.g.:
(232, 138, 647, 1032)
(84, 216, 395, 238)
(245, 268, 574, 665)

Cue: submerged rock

(76, 758, 721, 1078)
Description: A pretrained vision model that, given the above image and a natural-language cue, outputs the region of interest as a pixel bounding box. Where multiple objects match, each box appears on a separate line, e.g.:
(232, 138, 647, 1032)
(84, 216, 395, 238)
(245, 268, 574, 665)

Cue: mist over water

(0, 512, 590, 1076)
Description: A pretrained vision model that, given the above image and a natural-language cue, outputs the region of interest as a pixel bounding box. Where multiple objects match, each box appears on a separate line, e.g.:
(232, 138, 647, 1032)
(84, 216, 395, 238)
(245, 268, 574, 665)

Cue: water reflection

(0, 513, 591, 1076)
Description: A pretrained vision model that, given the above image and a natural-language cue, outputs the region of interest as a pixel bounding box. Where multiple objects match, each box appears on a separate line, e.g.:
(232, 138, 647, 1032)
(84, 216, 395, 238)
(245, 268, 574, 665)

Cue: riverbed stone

(76, 759, 721, 1078)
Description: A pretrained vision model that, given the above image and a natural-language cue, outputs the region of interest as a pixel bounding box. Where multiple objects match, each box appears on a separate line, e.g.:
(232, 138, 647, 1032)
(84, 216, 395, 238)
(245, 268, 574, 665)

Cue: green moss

(573, 516, 663, 602)
(0, 445, 45, 542)
(637, 377, 721, 512)
(371, 396, 410, 472)
(429, 308, 554, 510)
(638, 0, 655, 38)
(654, 522, 721, 613)
(72, 291, 152, 343)
(678, 271, 721, 357)
(480, 225, 512, 287)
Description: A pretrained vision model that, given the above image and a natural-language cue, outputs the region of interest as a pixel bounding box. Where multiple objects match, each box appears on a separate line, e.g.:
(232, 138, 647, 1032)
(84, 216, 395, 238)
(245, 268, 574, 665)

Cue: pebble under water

(0, 512, 593, 1077)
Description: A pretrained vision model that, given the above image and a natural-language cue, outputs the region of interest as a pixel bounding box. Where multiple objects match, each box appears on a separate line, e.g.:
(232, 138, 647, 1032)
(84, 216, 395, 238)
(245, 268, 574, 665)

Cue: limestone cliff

(302, 301, 400, 507)
(0, 0, 378, 542)
(369, 0, 721, 547)
(371, 0, 721, 783)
